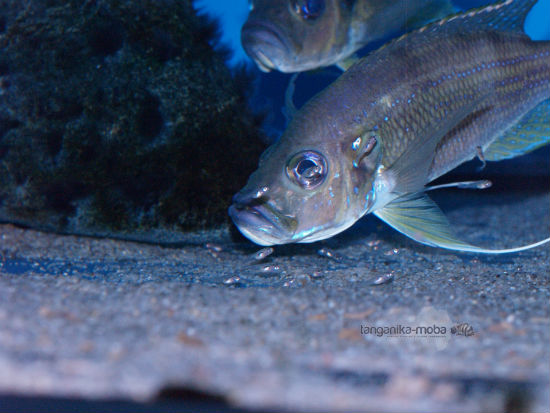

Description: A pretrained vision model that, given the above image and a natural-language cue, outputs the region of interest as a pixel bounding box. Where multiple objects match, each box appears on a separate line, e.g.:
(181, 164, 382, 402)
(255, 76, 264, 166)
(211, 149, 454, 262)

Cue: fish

(229, 0, 550, 253)
(242, 0, 456, 72)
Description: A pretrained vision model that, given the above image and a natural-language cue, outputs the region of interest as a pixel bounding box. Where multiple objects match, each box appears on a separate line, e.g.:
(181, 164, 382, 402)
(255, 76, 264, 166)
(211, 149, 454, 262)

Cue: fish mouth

(229, 194, 297, 246)
(241, 21, 291, 72)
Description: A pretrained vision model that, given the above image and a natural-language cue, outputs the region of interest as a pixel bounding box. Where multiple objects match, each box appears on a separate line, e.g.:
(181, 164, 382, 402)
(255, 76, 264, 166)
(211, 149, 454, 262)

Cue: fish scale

(432, 37, 550, 177)
(322, 28, 550, 180)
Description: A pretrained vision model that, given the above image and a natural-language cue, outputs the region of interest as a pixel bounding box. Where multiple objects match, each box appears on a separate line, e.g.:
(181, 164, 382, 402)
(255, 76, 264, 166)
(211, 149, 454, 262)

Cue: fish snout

(241, 21, 290, 72)
(229, 186, 297, 246)
(231, 185, 270, 207)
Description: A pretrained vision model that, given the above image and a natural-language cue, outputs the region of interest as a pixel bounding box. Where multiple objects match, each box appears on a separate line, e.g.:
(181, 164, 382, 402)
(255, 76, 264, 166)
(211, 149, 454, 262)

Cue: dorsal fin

(416, 0, 539, 36)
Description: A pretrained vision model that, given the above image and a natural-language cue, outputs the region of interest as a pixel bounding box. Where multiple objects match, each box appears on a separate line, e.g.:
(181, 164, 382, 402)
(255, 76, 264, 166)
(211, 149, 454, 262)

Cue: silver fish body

(242, 0, 455, 72)
(231, 0, 550, 252)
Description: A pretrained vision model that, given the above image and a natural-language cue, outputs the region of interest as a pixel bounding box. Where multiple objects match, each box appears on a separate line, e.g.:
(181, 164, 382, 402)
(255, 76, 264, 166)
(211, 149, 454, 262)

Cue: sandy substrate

(0, 184, 549, 412)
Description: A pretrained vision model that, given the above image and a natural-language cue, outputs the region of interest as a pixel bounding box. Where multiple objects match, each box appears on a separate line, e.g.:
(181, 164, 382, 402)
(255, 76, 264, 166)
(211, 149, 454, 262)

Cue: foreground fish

(230, 0, 550, 253)
(242, 0, 456, 72)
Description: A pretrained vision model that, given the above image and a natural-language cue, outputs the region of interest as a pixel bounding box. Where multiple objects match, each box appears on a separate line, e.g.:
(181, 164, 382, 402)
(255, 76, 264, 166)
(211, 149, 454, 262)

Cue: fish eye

(291, 0, 325, 20)
(286, 150, 327, 189)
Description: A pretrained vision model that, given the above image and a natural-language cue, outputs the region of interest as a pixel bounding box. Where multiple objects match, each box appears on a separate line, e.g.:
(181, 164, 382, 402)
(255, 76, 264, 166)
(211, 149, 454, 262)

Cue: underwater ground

(1, 153, 549, 412)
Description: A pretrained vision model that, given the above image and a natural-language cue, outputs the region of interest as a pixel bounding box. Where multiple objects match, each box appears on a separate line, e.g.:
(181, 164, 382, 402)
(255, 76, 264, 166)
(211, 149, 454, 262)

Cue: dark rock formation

(0, 0, 265, 241)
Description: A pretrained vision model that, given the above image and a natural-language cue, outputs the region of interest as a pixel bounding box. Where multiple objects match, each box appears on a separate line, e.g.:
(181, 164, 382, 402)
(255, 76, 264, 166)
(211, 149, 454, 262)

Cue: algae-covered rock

(0, 0, 265, 241)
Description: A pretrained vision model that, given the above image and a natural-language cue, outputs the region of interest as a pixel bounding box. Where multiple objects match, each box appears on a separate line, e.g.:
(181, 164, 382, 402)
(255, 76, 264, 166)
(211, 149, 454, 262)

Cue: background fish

(230, 0, 550, 252)
(242, 0, 456, 72)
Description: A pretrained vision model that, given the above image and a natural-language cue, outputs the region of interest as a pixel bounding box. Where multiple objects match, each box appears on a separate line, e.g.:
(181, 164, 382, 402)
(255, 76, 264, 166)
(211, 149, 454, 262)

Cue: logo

(450, 323, 475, 337)
(359, 306, 475, 351)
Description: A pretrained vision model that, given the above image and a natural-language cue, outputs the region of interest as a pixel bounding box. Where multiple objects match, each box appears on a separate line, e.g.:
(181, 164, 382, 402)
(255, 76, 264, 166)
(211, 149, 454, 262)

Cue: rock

(0, 0, 265, 241)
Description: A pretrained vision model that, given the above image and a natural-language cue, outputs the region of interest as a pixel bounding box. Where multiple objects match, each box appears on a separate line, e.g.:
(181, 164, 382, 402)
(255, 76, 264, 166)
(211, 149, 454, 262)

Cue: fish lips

(229, 195, 297, 246)
(241, 21, 291, 72)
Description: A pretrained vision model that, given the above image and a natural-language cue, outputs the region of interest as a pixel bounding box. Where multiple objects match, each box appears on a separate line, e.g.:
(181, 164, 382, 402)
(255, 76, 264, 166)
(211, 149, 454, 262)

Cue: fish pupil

(291, 0, 325, 20)
(286, 150, 327, 189)
(296, 159, 317, 175)
(303, 166, 321, 178)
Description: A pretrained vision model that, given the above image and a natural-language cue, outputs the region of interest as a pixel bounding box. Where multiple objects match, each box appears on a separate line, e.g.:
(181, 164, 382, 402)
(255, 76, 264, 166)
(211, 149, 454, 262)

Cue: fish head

(241, 0, 353, 72)
(229, 118, 381, 245)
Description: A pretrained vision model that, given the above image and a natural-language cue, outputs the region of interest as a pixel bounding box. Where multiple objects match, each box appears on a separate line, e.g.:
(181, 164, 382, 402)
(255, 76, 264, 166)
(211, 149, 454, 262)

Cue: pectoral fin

(374, 193, 550, 254)
(484, 99, 550, 161)
(374, 193, 473, 250)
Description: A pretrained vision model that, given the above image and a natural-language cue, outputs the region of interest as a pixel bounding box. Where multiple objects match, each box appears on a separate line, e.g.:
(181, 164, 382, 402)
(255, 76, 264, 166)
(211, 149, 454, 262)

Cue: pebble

(283, 278, 295, 287)
(317, 248, 342, 261)
(205, 243, 223, 252)
(259, 265, 281, 275)
(223, 276, 241, 285)
(309, 271, 325, 279)
(253, 247, 274, 261)
(372, 273, 394, 285)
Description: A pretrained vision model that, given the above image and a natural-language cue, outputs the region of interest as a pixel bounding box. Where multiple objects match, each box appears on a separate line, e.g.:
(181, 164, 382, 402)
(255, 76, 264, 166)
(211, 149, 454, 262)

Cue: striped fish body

(307, 11, 550, 182)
